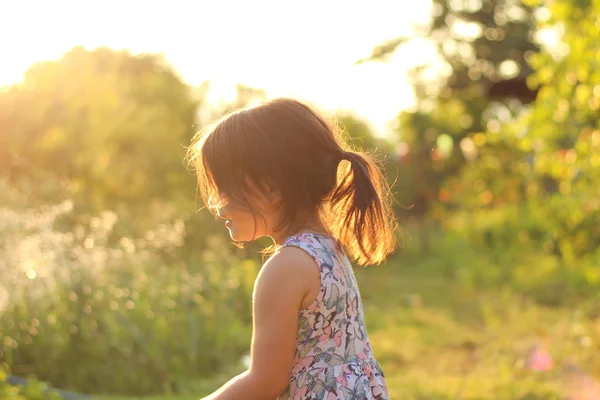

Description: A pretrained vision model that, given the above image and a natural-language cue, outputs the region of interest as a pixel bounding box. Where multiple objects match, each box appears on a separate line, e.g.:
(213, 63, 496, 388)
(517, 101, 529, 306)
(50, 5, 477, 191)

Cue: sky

(0, 0, 435, 136)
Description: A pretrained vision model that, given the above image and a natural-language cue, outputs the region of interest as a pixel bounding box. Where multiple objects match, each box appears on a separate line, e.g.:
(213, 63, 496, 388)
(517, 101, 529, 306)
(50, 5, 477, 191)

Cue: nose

(217, 209, 230, 220)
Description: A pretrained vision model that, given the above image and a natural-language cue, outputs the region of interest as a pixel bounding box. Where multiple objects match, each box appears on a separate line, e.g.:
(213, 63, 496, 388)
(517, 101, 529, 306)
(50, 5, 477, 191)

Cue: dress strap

(282, 232, 341, 270)
(282, 232, 322, 265)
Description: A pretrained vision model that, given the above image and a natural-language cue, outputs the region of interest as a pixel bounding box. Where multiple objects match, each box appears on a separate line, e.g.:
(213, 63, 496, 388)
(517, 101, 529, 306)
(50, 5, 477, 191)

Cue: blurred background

(1, 0, 599, 399)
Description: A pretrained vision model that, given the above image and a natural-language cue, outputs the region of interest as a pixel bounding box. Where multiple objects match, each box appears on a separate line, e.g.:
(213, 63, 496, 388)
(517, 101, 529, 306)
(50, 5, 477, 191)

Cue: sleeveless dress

(276, 232, 390, 400)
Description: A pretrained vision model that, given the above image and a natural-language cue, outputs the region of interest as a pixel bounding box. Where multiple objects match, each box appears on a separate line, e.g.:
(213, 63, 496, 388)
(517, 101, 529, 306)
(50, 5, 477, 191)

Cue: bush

(0, 369, 62, 400)
(413, 204, 600, 306)
(0, 190, 258, 395)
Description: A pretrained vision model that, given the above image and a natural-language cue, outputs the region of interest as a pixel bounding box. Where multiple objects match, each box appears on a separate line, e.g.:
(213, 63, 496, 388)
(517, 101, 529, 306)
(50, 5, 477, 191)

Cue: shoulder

(253, 245, 320, 302)
(262, 245, 319, 280)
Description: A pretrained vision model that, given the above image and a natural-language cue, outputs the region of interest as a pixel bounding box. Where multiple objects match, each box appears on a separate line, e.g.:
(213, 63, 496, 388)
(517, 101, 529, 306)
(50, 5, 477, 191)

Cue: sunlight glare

(26, 268, 37, 280)
(0, 0, 433, 136)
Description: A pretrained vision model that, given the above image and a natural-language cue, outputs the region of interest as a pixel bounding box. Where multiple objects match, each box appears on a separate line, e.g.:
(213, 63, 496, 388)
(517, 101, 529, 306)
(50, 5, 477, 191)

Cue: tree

(518, 0, 600, 261)
(0, 47, 198, 221)
(359, 0, 541, 220)
(443, 0, 600, 262)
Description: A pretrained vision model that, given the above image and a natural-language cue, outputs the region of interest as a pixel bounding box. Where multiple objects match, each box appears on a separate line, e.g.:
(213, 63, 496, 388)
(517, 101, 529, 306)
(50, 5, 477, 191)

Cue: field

(97, 250, 599, 400)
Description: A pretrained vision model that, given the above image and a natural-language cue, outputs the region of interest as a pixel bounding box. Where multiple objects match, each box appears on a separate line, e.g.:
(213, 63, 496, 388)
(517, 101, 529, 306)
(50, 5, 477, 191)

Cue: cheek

(230, 211, 258, 231)
(237, 213, 254, 227)
(238, 212, 272, 237)
(226, 213, 260, 241)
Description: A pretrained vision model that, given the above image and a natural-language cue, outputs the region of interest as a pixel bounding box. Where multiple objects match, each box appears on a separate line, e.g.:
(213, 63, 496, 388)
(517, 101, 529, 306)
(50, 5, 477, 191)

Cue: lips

(217, 210, 232, 225)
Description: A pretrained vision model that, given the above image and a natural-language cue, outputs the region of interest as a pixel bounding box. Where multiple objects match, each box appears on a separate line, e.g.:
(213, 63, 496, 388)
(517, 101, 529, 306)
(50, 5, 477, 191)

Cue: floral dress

(276, 232, 389, 400)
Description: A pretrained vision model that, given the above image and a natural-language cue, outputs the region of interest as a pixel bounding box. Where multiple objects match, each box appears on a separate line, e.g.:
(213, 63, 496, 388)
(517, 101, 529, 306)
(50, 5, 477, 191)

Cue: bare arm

(201, 247, 318, 400)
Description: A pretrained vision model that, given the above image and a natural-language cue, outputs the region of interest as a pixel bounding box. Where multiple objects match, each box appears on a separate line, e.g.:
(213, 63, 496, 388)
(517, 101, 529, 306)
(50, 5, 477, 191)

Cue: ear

(269, 190, 283, 206)
(266, 186, 283, 206)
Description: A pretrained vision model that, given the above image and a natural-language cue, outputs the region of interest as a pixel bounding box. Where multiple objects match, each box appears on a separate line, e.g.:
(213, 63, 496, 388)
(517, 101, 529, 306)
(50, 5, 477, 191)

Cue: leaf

(354, 36, 412, 64)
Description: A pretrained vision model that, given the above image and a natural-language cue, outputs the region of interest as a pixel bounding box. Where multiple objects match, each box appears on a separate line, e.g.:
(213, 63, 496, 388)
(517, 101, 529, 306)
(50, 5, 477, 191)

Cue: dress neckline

(284, 232, 342, 250)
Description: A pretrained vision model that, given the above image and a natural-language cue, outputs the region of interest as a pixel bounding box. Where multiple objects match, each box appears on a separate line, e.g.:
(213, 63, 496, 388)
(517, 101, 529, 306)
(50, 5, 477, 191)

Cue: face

(215, 190, 282, 242)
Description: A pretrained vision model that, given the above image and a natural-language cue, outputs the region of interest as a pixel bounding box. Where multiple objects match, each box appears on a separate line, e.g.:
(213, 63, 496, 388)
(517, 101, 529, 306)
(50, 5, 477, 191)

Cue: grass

(97, 254, 600, 400)
(371, 255, 600, 398)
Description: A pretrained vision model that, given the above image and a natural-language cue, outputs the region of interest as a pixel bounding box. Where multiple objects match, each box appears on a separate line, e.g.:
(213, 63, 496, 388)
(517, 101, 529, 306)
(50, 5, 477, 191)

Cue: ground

(99, 255, 599, 399)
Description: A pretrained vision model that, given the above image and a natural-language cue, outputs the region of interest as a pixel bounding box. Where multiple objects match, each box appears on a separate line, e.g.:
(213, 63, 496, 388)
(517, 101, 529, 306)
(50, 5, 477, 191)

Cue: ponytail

(329, 150, 397, 265)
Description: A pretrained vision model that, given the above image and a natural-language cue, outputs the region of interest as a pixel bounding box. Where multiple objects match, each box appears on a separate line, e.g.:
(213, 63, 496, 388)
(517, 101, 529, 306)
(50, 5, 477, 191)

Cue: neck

(271, 214, 329, 245)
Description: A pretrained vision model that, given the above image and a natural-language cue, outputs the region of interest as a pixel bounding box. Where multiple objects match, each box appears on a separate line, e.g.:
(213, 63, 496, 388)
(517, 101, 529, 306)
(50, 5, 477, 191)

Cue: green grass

(355, 258, 598, 399)
(97, 256, 600, 400)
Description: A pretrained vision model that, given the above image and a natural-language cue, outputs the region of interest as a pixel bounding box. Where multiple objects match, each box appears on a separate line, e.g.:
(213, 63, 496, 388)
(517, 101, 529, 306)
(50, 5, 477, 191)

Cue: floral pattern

(276, 233, 389, 400)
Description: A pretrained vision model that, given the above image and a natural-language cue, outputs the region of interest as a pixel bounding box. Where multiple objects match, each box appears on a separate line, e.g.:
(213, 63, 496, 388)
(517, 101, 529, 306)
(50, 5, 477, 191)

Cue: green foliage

(0, 369, 62, 400)
(0, 47, 291, 395)
(0, 47, 198, 212)
(0, 47, 204, 247)
(0, 187, 258, 395)
(436, 0, 600, 293)
(361, 0, 541, 249)
(358, 0, 600, 296)
(519, 0, 600, 261)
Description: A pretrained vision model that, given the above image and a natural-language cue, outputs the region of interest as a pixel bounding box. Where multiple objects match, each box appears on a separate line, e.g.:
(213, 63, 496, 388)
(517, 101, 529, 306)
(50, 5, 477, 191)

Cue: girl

(187, 98, 397, 399)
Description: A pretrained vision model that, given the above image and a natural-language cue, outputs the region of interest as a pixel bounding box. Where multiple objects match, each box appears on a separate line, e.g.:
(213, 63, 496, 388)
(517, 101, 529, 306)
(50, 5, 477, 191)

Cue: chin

(227, 227, 251, 242)
(227, 226, 263, 242)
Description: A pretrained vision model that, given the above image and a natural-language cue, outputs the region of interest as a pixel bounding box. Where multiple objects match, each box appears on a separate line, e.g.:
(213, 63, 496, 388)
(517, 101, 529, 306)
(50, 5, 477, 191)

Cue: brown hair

(187, 98, 397, 265)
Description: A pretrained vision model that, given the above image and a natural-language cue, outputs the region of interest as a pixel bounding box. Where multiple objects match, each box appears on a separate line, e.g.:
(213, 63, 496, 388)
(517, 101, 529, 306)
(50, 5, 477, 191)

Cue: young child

(188, 98, 397, 399)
